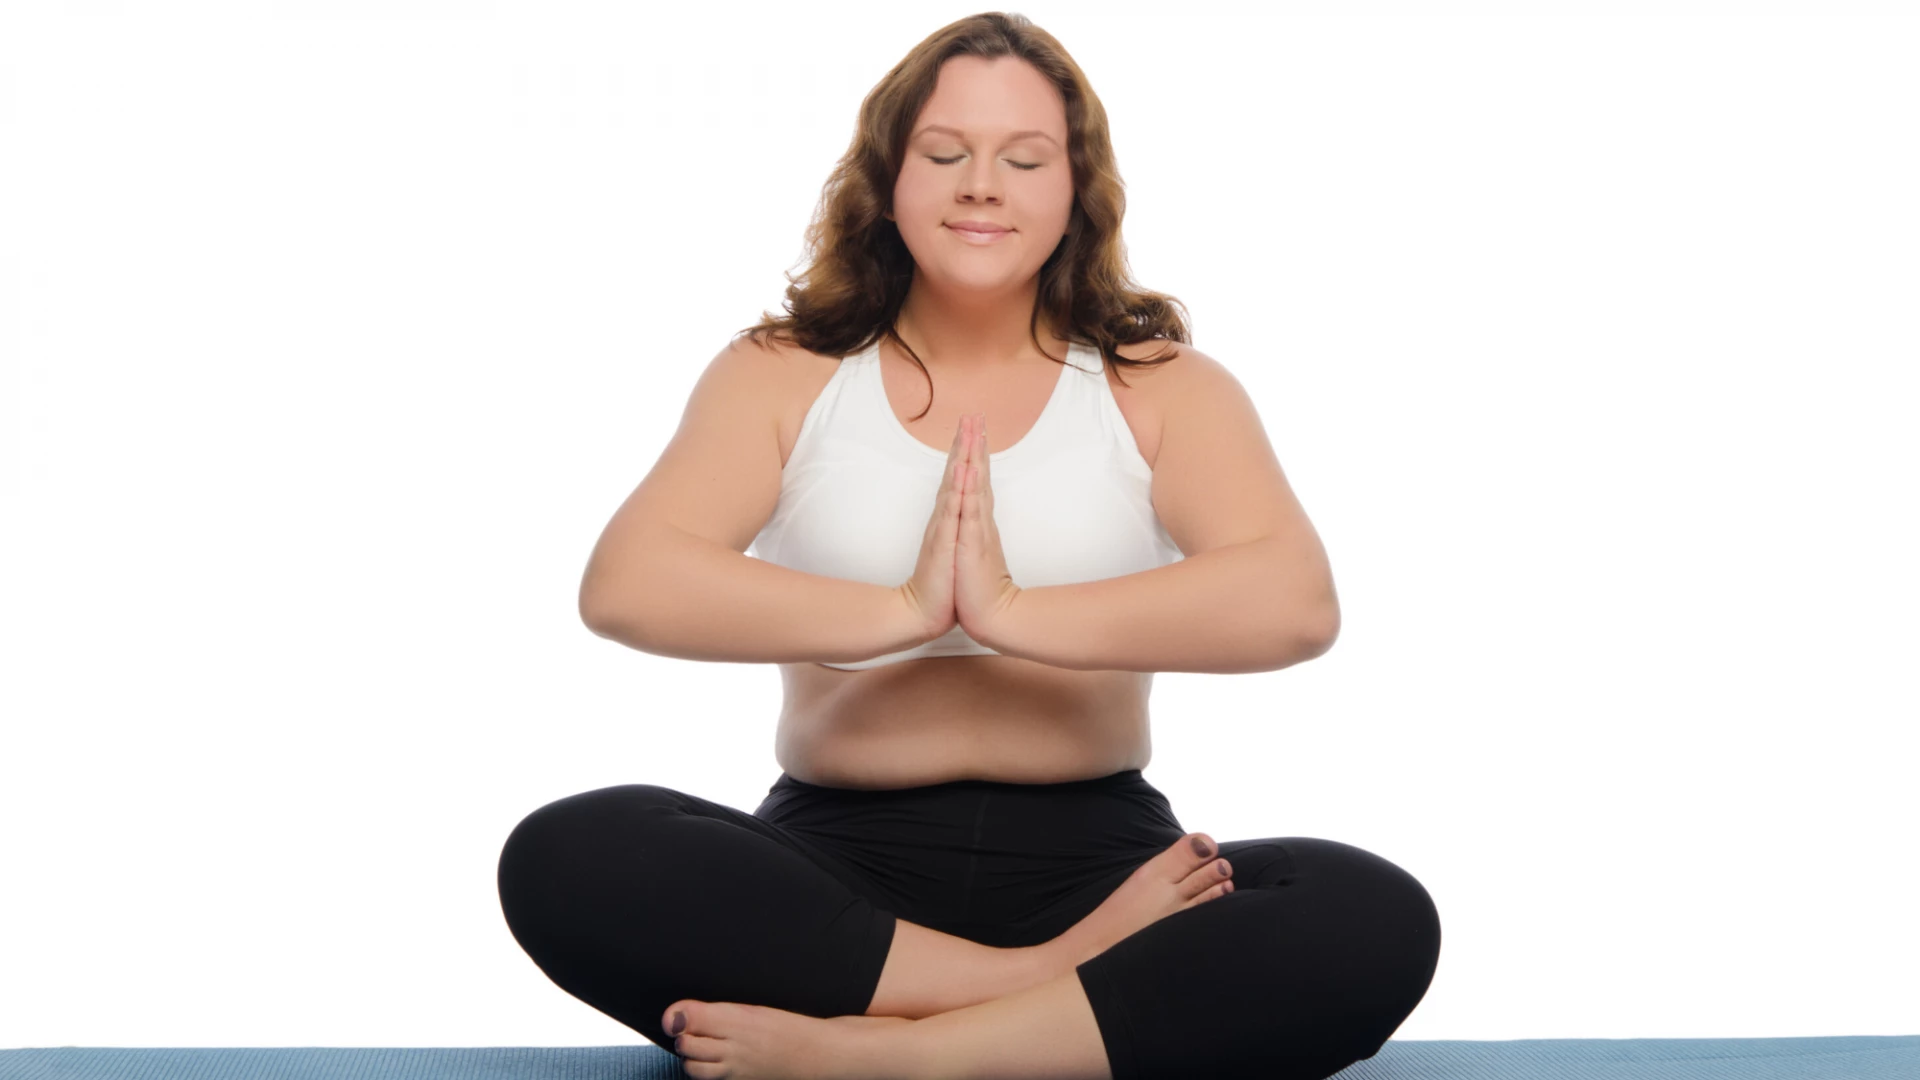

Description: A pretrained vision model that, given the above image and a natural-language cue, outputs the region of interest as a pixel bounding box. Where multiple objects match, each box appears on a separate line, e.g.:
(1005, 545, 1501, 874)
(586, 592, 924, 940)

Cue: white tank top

(748, 337, 1185, 670)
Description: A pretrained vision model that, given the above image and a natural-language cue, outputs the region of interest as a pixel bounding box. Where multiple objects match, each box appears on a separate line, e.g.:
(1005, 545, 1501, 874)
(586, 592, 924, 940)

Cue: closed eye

(929, 155, 1040, 171)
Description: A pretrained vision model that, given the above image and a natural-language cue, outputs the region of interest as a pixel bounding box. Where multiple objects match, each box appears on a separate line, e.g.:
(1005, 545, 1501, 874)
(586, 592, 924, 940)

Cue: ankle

(1024, 934, 1085, 982)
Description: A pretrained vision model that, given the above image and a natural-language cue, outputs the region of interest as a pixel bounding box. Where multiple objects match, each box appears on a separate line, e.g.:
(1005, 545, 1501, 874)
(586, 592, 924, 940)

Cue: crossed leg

(499, 785, 1438, 1080)
(659, 828, 1247, 1080)
(661, 835, 1440, 1080)
(664, 963, 1108, 1080)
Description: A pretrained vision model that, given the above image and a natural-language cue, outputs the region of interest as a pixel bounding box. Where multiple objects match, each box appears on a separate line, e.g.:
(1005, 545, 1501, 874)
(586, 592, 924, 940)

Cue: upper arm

(1148, 345, 1338, 638)
(579, 334, 795, 622)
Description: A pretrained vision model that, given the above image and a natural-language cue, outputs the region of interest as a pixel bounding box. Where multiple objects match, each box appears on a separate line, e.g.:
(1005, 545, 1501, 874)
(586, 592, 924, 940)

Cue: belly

(775, 656, 1154, 790)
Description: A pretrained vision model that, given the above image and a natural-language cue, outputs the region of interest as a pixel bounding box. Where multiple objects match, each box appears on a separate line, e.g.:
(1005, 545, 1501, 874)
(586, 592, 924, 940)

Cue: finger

(955, 420, 976, 515)
(974, 415, 991, 489)
(946, 467, 967, 533)
(962, 465, 980, 535)
(945, 424, 973, 536)
(942, 417, 966, 488)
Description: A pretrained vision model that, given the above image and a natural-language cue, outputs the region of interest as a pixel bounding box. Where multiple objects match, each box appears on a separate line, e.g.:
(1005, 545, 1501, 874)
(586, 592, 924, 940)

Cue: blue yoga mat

(4, 1036, 1918, 1079)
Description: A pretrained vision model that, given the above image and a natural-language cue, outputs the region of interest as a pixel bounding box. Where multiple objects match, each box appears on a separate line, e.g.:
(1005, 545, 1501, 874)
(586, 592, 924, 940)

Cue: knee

(1280, 836, 1439, 942)
(1280, 837, 1442, 1046)
(501, 782, 680, 859)
(496, 784, 685, 922)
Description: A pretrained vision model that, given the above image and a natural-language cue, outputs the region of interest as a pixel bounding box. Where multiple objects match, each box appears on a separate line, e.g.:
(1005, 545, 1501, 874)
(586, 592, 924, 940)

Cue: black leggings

(496, 769, 1440, 1080)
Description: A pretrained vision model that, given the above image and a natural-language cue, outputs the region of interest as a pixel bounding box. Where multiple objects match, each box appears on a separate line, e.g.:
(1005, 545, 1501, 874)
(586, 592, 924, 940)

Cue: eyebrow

(912, 124, 1061, 148)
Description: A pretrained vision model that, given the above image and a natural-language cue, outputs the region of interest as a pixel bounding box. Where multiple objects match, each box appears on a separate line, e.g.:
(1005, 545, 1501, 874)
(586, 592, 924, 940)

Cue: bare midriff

(768, 335, 1176, 791)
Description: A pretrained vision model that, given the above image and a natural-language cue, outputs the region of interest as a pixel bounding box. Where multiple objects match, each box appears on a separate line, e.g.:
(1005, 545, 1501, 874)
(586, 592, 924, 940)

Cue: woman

(497, 12, 1439, 1080)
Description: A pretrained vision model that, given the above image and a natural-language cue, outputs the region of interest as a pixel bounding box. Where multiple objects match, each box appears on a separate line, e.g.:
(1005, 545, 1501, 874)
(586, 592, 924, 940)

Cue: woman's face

(890, 55, 1074, 297)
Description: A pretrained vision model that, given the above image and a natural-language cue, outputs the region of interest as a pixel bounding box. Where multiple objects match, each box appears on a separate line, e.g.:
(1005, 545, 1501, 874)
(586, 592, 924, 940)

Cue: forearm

(580, 524, 929, 665)
(994, 538, 1337, 674)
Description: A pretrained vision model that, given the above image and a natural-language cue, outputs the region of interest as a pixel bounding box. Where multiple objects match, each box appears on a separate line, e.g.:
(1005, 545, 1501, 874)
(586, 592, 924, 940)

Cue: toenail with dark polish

(1218, 859, 1230, 875)
(669, 1011, 685, 1036)
(1191, 835, 1211, 857)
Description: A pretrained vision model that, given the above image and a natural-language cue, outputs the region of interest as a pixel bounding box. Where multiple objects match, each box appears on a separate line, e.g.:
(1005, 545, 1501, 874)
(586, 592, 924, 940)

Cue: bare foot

(661, 998, 910, 1080)
(1041, 831, 1235, 972)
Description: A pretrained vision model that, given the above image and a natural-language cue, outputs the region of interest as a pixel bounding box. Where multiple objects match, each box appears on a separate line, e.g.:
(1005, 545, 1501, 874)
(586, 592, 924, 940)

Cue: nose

(954, 156, 1003, 204)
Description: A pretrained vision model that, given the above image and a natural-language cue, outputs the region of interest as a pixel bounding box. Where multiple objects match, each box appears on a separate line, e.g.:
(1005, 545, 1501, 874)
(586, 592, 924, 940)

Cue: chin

(938, 266, 1032, 291)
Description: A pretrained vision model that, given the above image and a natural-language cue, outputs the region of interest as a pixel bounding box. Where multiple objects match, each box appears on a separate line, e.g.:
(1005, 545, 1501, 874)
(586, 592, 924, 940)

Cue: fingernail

(1190, 835, 1211, 858)
(668, 1010, 685, 1036)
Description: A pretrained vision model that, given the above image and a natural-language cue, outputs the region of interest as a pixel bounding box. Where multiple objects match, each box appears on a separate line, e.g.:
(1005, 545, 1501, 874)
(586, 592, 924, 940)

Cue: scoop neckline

(866, 339, 1091, 465)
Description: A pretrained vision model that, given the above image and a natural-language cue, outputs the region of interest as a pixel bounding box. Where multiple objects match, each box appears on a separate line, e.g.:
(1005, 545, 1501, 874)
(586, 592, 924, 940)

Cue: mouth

(947, 224, 1013, 242)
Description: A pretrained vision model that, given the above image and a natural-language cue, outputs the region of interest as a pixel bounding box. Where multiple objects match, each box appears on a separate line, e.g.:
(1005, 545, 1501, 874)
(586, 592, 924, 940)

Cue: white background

(3, 0, 1916, 1050)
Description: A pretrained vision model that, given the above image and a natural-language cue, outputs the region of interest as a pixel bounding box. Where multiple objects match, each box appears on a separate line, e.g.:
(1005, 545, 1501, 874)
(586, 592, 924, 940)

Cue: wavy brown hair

(736, 10, 1190, 421)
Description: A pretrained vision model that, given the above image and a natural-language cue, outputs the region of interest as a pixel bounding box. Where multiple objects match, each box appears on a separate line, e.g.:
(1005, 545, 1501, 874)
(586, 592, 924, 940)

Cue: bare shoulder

(1106, 336, 1184, 367)
(722, 329, 824, 378)
(1105, 337, 1219, 398)
(1119, 339, 1256, 428)
(1110, 337, 1235, 390)
(730, 331, 846, 467)
(1097, 337, 1192, 470)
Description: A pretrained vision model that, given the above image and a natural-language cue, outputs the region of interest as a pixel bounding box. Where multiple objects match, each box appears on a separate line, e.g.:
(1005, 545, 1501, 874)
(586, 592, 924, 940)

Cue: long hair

(736, 10, 1189, 420)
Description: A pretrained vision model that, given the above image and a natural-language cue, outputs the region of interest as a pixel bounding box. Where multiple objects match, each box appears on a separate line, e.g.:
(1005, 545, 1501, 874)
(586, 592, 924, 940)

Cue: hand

(955, 413, 1023, 646)
(897, 414, 973, 642)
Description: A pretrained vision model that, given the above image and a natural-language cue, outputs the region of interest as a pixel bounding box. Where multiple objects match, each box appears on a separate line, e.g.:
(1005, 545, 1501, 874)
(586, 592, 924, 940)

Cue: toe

(663, 1000, 702, 1037)
(1180, 856, 1231, 896)
(1185, 831, 1217, 864)
(674, 1031, 726, 1063)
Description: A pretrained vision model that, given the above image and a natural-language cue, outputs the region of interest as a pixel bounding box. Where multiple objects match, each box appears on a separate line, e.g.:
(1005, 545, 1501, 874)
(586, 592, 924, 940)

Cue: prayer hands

(954, 413, 1023, 647)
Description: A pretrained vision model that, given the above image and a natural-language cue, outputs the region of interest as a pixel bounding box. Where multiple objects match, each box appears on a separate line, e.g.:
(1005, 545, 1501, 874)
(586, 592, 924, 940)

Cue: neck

(893, 271, 1065, 371)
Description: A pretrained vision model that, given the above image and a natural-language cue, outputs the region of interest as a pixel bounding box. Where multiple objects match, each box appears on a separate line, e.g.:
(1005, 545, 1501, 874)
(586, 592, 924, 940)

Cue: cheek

(1033, 173, 1075, 229)
(893, 166, 938, 218)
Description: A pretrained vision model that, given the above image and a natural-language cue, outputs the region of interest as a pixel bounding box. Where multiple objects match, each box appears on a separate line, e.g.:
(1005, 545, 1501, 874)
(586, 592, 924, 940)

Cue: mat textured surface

(4, 1036, 1918, 1079)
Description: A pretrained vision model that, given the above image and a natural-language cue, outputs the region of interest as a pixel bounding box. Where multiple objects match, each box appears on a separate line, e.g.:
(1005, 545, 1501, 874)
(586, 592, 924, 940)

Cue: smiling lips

(947, 221, 1012, 243)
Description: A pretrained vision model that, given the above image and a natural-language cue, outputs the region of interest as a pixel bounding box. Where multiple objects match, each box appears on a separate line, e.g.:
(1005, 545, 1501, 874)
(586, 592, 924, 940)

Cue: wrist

(966, 585, 1031, 656)
(892, 582, 944, 645)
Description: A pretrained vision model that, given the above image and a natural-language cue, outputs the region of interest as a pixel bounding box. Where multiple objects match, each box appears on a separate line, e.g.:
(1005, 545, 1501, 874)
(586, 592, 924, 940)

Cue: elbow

(578, 547, 656, 640)
(578, 572, 609, 635)
(579, 591, 610, 637)
(1290, 602, 1340, 664)
(579, 582, 641, 642)
(1254, 610, 1336, 674)
(581, 596, 658, 651)
(1312, 602, 1340, 654)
